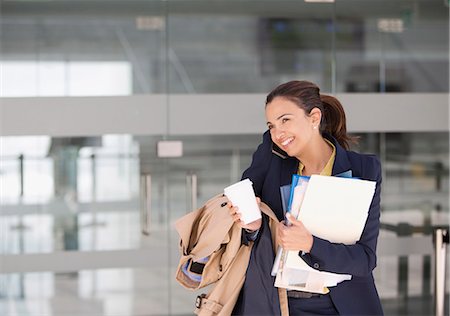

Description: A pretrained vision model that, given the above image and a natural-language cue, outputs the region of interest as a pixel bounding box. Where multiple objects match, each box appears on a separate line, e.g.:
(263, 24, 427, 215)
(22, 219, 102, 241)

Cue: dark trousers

(288, 295, 339, 316)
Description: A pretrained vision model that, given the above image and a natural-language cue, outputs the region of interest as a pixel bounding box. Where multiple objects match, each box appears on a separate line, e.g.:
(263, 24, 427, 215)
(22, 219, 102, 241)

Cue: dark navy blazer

(241, 131, 384, 315)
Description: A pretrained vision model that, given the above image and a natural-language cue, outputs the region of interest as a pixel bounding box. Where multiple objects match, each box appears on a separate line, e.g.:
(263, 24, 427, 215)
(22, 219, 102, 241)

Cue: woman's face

(265, 96, 319, 158)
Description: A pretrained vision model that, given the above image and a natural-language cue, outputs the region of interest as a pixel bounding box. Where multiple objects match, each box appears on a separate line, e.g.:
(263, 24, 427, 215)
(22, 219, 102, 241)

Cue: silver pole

(186, 173, 198, 212)
(140, 174, 151, 236)
(434, 228, 449, 316)
(191, 173, 197, 211)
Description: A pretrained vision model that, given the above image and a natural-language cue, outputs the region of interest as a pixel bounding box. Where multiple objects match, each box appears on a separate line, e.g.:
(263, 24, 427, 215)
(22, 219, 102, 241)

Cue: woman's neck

(297, 137, 333, 176)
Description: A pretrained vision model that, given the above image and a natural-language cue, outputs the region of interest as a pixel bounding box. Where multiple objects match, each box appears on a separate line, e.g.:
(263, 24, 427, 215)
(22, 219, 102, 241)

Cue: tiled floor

(0, 268, 448, 316)
(1, 171, 448, 316)
(1, 209, 449, 315)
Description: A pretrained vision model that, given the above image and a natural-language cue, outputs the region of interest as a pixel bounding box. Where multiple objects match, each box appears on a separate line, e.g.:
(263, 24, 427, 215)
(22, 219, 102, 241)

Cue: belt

(287, 290, 322, 299)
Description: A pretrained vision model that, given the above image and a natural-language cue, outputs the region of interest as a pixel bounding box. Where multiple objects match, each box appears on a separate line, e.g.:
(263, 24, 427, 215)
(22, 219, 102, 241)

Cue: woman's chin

(284, 147, 295, 156)
(285, 147, 300, 158)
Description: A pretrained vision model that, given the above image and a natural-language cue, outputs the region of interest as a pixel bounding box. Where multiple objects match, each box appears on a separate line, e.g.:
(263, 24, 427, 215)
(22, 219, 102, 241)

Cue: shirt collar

(298, 139, 336, 176)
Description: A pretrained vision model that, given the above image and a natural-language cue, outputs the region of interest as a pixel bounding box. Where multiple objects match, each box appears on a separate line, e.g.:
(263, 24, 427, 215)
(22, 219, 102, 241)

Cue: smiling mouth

(281, 137, 294, 147)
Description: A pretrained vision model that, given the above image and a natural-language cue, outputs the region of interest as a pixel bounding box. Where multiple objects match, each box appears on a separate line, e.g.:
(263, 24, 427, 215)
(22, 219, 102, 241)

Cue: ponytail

(320, 94, 357, 150)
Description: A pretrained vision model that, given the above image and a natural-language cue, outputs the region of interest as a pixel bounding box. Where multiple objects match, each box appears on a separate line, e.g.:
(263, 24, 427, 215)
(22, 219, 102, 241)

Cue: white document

(277, 248, 352, 293)
(274, 175, 376, 292)
(290, 183, 308, 220)
(298, 175, 376, 245)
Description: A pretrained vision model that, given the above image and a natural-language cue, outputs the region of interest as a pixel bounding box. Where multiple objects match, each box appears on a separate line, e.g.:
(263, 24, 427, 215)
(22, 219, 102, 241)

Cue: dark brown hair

(265, 80, 356, 149)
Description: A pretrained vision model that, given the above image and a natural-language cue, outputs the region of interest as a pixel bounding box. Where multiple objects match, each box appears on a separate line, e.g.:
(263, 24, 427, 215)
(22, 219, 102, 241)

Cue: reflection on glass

(1, 1, 447, 95)
(336, 1, 449, 93)
(0, 135, 141, 254)
(0, 132, 449, 315)
(1, 61, 131, 97)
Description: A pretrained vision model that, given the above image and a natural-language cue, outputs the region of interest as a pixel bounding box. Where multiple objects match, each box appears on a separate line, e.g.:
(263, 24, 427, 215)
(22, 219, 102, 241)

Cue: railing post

(433, 226, 449, 316)
(19, 154, 24, 198)
(140, 174, 151, 236)
(186, 172, 197, 212)
(396, 222, 412, 300)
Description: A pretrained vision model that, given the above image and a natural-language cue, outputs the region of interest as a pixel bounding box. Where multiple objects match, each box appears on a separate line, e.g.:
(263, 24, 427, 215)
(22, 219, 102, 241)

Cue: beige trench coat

(175, 194, 288, 316)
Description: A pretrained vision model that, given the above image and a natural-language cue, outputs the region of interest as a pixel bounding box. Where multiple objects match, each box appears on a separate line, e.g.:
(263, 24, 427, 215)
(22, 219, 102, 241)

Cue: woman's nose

(274, 128, 285, 140)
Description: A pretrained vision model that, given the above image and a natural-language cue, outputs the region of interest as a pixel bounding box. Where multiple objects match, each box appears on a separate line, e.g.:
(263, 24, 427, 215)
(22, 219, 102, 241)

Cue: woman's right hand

(228, 197, 262, 232)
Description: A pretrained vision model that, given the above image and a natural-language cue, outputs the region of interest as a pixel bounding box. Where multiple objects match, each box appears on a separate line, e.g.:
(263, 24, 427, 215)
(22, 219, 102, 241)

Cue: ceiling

(1, 0, 448, 20)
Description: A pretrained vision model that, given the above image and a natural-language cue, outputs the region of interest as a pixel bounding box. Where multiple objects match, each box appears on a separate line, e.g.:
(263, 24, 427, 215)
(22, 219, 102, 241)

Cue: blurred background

(0, 0, 448, 315)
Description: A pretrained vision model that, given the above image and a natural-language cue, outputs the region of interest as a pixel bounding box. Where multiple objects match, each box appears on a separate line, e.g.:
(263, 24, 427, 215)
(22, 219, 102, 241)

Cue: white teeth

(281, 137, 293, 146)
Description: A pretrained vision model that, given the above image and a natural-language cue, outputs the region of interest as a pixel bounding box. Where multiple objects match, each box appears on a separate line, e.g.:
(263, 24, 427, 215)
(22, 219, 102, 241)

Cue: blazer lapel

(280, 157, 298, 186)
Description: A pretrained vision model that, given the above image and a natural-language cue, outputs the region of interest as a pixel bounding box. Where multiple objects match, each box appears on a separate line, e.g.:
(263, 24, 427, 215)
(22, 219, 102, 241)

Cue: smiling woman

(231, 80, 384, 315)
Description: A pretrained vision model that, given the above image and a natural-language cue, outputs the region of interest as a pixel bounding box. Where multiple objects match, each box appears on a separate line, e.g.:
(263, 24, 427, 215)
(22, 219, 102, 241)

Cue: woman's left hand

(277, 213, 314, 253)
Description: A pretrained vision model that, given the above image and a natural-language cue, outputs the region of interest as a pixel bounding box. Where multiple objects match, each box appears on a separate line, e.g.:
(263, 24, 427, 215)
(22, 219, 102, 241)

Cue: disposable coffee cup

(224, 178, 261, 224)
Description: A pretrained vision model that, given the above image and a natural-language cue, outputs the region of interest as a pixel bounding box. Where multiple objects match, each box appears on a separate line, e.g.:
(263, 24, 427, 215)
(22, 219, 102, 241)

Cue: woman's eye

(282, 118, 289, 123)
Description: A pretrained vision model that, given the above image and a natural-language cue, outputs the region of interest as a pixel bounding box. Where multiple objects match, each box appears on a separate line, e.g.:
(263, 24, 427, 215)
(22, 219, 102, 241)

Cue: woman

(230, 80, 383, 315)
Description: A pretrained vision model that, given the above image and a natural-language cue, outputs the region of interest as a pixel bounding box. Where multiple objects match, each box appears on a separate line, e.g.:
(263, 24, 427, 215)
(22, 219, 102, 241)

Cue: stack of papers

(273, 174, 376, 293)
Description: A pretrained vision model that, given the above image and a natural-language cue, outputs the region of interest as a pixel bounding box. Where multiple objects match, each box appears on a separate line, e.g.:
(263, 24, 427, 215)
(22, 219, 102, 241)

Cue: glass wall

(1, 1, 449, 315)
(1, 1, 448, 96)
(1, 132, 448, 315)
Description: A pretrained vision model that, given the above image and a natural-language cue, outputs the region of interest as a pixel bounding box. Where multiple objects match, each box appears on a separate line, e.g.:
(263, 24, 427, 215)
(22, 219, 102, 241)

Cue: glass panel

(1, 3, 166, 96)
(167, 7, 334, 93)
(0, 135, 145, 254)
(336, 0, 449, 92)
(0, 134, 173, 314)
(0, 61, 132, 97)
(353, 132, 449, 315)
(2, 1, 447, 95)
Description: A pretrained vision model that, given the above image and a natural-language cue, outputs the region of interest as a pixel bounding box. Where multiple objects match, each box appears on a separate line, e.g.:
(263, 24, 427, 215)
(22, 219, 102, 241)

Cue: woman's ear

(309, 107, 322, 127)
